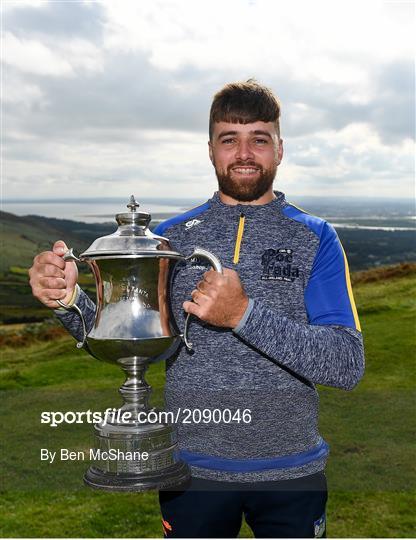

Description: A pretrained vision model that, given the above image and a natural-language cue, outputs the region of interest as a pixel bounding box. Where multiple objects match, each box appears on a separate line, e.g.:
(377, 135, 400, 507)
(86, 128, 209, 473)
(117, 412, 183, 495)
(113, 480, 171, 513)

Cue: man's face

(209, 121, 283, 202)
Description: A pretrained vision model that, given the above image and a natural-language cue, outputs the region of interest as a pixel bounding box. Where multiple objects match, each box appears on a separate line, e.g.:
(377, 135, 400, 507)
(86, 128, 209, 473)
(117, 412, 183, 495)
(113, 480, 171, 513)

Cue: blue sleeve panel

(153, 201, 211, 237)
(283, 204, 361, 331)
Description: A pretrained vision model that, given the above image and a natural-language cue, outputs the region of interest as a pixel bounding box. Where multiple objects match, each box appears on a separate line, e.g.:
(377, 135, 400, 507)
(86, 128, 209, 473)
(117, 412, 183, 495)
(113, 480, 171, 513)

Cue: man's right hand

(29, 240, 79, 309)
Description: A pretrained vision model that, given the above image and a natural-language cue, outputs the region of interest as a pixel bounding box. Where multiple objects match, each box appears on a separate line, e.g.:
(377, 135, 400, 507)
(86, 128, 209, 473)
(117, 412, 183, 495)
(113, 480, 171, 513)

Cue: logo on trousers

(314, 513, 326, 538)
(162, 518, 172, 536)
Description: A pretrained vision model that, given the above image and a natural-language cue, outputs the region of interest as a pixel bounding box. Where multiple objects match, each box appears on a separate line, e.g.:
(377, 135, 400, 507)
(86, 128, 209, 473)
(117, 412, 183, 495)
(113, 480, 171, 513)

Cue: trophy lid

(80, 195, 179, 258)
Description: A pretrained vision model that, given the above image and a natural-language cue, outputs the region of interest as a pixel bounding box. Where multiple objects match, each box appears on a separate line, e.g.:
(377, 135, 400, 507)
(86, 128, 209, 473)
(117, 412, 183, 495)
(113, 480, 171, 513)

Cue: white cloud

(3, 129, 217, 199)
(282, 123, 414, 197)
(1, 0, 414, 200)
(2, 70, 43, 106)
(61, 38, 104, 72)
(2, 32, 73, 76)
(104, 0, 413, 74)
(1, 1, 46, 11)
(2, 31, 104, 76)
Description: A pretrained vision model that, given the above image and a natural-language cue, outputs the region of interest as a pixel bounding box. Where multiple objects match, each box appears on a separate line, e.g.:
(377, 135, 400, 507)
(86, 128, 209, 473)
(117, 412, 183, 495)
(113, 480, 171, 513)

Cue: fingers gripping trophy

(29, 196, 222, 491)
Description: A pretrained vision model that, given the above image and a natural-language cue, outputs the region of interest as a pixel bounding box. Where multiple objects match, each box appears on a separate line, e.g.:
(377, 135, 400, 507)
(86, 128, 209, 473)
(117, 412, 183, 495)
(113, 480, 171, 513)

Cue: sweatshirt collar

(209, 190, 286, 216)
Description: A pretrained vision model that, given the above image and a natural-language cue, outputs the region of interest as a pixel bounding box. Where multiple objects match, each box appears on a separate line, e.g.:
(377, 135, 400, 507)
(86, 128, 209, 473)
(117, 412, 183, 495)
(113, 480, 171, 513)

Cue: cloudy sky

(2, 0, 414, 202)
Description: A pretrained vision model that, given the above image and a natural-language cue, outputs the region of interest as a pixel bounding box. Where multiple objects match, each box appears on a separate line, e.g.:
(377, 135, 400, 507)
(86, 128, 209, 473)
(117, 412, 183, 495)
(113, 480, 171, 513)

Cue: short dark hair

(209, 79, 281, 140)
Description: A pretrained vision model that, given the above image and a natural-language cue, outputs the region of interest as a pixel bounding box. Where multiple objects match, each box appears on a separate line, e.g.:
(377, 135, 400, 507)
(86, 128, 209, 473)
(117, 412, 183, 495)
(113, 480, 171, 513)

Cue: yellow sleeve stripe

(341, 245, 361, 332)
(233, 215, 245, 264)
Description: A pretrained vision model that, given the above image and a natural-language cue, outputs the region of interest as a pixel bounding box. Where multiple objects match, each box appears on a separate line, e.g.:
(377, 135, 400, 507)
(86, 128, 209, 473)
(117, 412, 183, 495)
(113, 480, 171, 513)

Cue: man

(29, 80, 365, 538)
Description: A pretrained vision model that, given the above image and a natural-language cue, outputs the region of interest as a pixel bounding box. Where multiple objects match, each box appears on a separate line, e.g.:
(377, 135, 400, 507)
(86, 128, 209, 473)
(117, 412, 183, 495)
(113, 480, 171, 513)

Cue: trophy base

(83, 353, 190, 492)
(84, 461, 190, 492)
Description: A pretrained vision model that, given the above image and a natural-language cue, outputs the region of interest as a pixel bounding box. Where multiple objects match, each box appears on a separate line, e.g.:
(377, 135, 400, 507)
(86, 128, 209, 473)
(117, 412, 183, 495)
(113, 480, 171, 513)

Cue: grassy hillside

(0, 212, 151, 323)
(0, 265, 415, 537)
(0, 212, 112, 323)
(2, 210, 416, 274)
(0, 211, 116, 273)
(1, 209, 416, 324)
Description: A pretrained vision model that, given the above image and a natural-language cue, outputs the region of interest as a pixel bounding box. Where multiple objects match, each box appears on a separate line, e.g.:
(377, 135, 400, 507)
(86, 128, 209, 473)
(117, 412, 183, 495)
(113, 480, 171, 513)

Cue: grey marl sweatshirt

(56, 191, 365, 482)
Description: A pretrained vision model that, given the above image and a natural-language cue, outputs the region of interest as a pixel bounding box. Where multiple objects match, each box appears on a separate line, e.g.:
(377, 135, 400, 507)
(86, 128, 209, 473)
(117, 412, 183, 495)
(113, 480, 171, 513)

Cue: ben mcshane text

(40, 448, 149, 464)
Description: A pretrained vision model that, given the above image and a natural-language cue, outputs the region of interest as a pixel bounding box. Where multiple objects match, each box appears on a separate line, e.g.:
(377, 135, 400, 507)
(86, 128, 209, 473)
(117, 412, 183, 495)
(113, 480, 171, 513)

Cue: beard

(214, 161, 277, 202)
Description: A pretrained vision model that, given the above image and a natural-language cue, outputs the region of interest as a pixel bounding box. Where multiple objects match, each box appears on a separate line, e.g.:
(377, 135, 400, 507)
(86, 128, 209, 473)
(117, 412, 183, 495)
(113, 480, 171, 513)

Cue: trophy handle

(56, 248, 87, 349)
(182, 248, 223, 351)
(62, 247, 81, 263)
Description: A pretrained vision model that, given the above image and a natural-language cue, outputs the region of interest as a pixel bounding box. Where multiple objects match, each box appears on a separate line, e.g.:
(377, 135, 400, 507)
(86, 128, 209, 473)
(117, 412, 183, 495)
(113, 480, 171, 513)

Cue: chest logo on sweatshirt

(261, 248, 300, 282)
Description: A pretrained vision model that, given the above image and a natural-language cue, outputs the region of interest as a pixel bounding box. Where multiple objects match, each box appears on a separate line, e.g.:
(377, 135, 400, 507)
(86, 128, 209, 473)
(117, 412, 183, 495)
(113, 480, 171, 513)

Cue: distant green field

(0, 268, 415, 537)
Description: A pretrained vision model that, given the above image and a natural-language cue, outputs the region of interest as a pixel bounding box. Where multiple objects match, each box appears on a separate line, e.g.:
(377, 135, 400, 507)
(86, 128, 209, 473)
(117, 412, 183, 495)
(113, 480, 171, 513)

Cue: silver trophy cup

(58, 196, 222, 491)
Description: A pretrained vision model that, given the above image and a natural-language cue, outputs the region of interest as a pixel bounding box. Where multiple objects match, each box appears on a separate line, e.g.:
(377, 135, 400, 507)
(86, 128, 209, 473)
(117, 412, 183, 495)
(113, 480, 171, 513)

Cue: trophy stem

(84, 354, 191, 491)
(118, 357, 151, 416)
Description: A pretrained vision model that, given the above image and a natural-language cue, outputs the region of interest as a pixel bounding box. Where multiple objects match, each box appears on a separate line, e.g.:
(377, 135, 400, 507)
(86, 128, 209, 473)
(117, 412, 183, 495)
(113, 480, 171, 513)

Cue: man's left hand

(183, 268, 249, 329)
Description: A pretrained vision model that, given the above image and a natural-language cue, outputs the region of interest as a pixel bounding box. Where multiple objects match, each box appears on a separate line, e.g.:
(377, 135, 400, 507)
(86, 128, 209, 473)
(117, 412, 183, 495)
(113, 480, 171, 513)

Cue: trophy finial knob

(127, 195, 140, 212)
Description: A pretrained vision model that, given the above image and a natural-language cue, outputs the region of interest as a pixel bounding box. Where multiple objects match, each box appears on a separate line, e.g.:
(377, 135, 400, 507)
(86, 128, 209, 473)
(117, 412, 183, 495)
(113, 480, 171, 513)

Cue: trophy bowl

(58, 196, 222, 491)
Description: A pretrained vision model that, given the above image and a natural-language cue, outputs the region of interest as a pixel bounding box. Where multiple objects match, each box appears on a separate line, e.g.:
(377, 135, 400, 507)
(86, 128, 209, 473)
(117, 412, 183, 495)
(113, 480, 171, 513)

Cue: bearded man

(29, 80, 365, 538)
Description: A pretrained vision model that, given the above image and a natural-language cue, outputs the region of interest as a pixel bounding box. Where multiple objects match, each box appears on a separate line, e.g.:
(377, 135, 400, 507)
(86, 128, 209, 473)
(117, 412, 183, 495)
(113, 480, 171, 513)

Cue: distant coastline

(1, 207, 415, 326)
(2, 196, 415, 231)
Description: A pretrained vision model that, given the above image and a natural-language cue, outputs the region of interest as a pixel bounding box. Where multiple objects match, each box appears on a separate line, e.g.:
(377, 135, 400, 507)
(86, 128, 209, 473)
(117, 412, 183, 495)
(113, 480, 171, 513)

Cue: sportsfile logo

(185, 219, 202, 229)
(261, 248, 300, 282)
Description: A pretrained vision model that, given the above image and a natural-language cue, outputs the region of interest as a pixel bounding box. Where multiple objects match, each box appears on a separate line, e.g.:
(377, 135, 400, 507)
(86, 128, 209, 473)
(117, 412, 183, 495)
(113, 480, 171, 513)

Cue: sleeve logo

(261, 248, 300, 282)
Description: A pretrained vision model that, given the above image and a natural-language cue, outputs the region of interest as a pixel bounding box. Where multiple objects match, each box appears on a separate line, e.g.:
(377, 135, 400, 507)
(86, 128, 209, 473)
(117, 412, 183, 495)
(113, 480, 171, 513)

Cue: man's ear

(208, 141, 214, 164)
(277, 138, 284, 164)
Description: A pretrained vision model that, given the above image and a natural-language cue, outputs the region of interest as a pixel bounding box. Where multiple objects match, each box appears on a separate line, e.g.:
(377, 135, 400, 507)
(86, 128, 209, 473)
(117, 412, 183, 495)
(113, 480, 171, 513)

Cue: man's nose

(235, 141, 254, 161)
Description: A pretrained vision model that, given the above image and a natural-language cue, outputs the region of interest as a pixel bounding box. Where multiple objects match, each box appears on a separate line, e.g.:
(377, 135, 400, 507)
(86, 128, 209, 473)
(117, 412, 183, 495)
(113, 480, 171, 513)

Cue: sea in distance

(2, 195, 415, 270)
(2, 195, 415, 231)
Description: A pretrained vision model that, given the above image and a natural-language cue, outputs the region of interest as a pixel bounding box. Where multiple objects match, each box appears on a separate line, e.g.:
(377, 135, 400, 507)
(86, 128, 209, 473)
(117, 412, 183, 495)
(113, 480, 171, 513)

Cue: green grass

(0, 269, 415, 537)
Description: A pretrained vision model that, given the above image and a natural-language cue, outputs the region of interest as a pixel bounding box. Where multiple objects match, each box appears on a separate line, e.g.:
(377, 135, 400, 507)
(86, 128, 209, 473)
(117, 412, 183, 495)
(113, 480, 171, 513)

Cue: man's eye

(222, 138, 235, 144)
(255, 139, 268, 145)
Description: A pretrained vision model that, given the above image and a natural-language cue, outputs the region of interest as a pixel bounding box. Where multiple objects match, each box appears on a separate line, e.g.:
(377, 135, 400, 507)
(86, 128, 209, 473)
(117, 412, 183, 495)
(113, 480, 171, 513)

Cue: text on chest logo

(261, 248, 300, 282)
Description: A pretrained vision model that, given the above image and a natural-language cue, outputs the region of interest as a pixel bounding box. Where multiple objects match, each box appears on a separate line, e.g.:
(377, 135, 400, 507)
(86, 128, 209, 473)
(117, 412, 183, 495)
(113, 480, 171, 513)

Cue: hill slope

(0, 212, 117, 322)
(2, 210, 416, 273)
(0, 211, 115, 274)
(1, 204, 416, 324)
